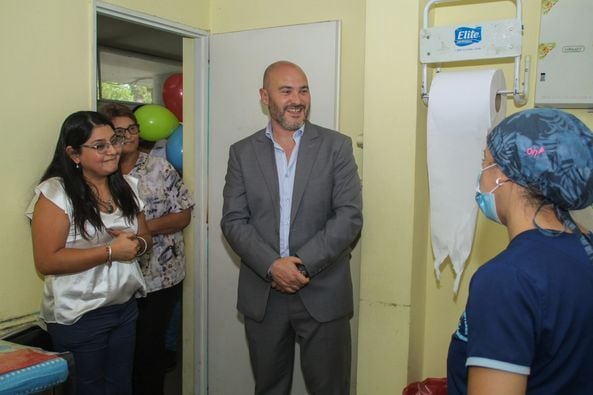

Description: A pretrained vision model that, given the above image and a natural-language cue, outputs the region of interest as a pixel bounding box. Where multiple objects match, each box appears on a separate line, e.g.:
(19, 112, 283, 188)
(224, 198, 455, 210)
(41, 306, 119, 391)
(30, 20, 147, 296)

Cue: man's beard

(270, 103, 309, 131)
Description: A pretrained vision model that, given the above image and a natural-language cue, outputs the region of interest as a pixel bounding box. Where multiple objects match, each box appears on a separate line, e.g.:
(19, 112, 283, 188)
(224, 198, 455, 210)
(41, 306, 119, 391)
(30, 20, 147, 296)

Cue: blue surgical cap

(487, 108, 593, 210)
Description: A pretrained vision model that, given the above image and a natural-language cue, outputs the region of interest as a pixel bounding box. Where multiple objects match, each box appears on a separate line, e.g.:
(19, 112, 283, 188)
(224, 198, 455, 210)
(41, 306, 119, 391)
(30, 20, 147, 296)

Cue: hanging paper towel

(428, 69, 507, 292)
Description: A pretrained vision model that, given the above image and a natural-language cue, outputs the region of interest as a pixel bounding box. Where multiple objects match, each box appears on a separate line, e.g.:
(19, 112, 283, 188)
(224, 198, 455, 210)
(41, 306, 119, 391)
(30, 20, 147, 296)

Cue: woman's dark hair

(41, 111, 139, 239)
(522, 185, 548, 207)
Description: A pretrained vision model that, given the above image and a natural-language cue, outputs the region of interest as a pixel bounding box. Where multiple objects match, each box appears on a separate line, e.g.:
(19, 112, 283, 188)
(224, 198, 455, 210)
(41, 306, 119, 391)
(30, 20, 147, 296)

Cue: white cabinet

(535, 0, 593, 108)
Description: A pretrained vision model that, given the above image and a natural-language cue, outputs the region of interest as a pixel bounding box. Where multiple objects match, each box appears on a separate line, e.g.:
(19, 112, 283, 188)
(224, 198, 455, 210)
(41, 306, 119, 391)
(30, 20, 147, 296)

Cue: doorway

(94, 2, 209, 393)
(207, 21, 350, 394)
(93, 4, 352, 394)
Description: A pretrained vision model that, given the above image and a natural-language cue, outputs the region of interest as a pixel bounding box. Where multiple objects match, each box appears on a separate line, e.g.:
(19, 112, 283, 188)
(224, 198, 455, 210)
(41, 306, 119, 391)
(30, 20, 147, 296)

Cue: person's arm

(221, 144, 282, 279)
(31, 195, 140, 275)
(144, 159, 193, 237)
(468, 367, 527, 395)
(135, 211, 153, 252)
(145, 209, 191, 236)
(294, 137, 363, 277)
(462, 264, 534, 395)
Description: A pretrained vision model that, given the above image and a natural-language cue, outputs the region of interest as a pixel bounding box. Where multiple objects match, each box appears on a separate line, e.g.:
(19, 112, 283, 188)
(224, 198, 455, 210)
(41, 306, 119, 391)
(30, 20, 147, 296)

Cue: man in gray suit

(221, 61, 362, 395)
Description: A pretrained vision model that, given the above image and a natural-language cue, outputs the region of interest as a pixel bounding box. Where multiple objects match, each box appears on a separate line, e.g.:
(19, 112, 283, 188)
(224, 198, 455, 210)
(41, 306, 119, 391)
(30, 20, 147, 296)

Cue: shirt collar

(264, 122, 305, 141)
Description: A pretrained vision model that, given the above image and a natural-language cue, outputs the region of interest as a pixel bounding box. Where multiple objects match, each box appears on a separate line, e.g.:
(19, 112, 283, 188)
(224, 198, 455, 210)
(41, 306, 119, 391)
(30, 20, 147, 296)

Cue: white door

(208, 21, 341, 394)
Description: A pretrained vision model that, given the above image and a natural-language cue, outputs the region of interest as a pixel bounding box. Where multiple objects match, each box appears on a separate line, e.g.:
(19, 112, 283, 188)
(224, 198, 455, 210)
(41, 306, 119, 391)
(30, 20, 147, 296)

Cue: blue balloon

(166, 124, 183, 173)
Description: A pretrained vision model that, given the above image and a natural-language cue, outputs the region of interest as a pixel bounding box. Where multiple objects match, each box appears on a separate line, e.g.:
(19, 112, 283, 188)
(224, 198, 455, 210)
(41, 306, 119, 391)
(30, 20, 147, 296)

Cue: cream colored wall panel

(0, 0, 93, 331)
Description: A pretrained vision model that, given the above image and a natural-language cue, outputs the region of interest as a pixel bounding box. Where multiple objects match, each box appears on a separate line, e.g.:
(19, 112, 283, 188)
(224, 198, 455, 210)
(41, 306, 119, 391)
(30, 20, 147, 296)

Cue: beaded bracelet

(136, 236, 148, 257)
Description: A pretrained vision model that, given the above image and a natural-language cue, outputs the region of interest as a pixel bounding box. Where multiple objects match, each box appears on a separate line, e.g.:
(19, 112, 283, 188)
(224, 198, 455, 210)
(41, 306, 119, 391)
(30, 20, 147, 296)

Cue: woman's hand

(109, 230, 142, 262)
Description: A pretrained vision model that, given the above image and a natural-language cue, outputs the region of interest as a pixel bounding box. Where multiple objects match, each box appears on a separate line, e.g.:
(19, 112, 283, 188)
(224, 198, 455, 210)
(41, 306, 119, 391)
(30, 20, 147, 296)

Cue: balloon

(134, 104, 179, 142)
(163, 73, 183, 122)
(166, 124, 183, 173)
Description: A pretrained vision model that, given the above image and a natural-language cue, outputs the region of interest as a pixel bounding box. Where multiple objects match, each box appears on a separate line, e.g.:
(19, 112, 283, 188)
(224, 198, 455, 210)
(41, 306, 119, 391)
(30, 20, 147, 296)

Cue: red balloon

(162, 73, 183, 122)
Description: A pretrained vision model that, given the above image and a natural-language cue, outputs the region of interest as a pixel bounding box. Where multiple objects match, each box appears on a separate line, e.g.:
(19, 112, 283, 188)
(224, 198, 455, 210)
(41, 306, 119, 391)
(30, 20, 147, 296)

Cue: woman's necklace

(97, 196, 115, 214)
(104, 198, 115, 214)
(91, 184, 115, 214)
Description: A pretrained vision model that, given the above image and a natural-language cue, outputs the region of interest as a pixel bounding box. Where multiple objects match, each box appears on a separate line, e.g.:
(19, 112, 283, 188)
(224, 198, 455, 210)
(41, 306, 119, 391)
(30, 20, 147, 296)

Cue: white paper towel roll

(428, 69, 507, 292)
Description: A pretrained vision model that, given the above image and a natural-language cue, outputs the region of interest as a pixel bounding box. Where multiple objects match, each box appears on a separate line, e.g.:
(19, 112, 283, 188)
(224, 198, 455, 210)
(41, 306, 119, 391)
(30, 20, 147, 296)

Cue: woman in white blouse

(27, 111, 152, 395)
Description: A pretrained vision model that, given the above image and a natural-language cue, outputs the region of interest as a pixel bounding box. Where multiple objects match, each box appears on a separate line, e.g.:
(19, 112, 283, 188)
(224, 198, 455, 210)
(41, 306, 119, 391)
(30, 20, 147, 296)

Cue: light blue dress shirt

(265, 122, 304, 258)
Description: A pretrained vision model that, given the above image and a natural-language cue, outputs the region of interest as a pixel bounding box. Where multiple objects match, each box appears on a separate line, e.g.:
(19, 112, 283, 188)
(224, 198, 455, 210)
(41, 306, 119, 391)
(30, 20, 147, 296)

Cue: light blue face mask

(475, 163, 505, 224)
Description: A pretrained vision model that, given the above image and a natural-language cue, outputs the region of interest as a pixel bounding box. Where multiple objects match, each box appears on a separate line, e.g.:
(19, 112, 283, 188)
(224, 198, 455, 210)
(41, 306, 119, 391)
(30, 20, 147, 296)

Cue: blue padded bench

(0, 339, 69, 394)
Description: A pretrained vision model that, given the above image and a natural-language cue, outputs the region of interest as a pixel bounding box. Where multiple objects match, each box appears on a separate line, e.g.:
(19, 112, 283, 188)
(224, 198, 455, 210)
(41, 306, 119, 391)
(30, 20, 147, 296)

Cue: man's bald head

(262, 61, 307, 90)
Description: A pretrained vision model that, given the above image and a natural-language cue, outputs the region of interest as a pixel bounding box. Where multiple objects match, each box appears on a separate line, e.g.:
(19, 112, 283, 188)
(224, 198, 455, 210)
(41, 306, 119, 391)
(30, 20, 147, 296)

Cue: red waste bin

(402, 377, 447, 395)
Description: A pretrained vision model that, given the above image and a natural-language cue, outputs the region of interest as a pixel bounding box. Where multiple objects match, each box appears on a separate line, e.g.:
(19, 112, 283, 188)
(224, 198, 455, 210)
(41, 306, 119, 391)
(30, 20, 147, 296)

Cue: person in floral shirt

(101, 103, 194, 395)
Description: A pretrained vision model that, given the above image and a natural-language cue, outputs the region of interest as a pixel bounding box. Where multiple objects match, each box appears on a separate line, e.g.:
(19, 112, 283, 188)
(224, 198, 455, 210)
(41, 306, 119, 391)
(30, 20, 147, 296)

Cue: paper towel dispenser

(535, 0, 593, 108)
(419, 0, 530, 107)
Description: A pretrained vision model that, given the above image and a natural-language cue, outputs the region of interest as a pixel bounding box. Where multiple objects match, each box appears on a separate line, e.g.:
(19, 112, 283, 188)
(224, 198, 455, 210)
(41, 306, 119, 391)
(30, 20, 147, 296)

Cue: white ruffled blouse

(25, 175, 147, 325)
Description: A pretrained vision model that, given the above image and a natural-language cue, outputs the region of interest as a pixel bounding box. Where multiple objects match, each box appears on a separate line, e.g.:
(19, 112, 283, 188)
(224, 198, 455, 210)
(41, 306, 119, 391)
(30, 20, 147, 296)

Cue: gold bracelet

(136, 236, 148, 257)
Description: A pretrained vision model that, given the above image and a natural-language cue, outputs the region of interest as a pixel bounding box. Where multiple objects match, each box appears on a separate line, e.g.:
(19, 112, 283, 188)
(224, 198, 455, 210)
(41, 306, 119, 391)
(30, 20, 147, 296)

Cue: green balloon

(134, 104, 179, 142)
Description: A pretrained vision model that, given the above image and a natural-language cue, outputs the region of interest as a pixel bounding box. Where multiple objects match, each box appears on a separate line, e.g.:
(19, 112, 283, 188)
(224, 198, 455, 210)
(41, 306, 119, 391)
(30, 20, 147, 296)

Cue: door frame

(92, 2, 209, 392)
(207, 22, 346, 393)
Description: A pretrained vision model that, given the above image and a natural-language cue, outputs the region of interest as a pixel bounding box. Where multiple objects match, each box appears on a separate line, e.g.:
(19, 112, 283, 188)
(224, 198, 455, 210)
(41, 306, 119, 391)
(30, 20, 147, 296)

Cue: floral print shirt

(130, 152, 194, 292)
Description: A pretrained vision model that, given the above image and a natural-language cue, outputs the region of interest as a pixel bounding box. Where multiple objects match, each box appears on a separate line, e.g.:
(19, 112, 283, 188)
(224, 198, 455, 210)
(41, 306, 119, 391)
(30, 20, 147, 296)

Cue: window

(97, 46, 182, 105)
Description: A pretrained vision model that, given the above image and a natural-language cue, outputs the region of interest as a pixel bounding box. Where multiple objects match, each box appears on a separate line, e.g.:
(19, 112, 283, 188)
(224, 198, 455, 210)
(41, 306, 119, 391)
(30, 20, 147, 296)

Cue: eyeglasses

(113, 124, 140, 135)
(81, 135, 125, 154)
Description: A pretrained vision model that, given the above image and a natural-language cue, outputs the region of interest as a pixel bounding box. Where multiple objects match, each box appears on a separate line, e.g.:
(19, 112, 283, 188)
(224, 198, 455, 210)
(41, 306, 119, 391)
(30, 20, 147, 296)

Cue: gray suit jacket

(221, 121, 363, 322)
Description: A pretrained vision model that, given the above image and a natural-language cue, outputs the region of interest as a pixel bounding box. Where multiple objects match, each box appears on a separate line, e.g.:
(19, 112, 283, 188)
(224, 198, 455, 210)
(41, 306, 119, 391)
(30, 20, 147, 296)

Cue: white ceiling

(97, 15, 183, 61)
